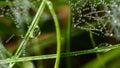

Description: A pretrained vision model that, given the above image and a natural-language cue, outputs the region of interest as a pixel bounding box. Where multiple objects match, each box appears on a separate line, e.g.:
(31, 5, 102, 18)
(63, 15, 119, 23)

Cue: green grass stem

(89, 32, 96, 47)
(89, 32, 106, 68)
(9, 0, 46, 67)
(0, 43, 120, 64)
(66, 6, 71, 68)
(46, 1, 61, 68)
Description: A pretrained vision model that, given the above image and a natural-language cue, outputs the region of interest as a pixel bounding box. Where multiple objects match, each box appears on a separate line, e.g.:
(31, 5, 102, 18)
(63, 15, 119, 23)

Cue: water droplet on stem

(30, 26, 41, 38)
(95, 43, 112, 53)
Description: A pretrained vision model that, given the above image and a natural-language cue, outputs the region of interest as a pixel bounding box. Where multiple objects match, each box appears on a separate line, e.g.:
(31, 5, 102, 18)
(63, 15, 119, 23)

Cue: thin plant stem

(89, 32, 96, 47)
(89, 32, 106, 68)
(9, 0, 46, 67)
(46, 1, 61, 68)
(1, 43, 120, 64)
(66, 6, 71, 68)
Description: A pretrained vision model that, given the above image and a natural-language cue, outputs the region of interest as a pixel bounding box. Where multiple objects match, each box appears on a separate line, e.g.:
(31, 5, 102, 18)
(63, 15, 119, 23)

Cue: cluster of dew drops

(65, 0, 120, 53)
(0, 0, 41, 39)
(0, 0, 42, 56)
(67, 0, 120, 38)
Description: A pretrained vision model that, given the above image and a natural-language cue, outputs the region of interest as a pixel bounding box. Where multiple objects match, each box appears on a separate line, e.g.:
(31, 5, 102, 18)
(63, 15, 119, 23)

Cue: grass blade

(9, 0, 46, 67)
(46, 1, 61, 68)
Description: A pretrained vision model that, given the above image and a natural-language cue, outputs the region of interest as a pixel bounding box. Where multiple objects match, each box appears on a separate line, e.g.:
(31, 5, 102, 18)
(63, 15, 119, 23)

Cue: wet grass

(0, 0, 120, 68)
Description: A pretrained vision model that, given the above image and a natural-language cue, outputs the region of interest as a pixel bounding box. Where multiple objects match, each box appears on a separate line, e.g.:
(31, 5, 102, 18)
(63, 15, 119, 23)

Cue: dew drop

(109, 33, 113, 37)
(98, 43, 112, 47)
(104, 32, 113, 37)
(107, 11, 111, 14)
(74, 53, 78, 56)
(16, 24, 20, 28)
(94, 47, 98, 49)
(22, 45, 26, 57)
(0, 15, 4, 17)
(95, 43, 112, 53)
(20, 35, 24, 39)
(22, 49, 26, 56)
(30, 26, 41, 38)
(114, 20, 117, 24)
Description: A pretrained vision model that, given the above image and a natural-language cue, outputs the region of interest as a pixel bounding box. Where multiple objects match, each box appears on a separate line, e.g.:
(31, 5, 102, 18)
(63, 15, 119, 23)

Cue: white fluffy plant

(109, 1, 120, 40)
(68, 0, 120, 40)
(11, 0, 32, 28)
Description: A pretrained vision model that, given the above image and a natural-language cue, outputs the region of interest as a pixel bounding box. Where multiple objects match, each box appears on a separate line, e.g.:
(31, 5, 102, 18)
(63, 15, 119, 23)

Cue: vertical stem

(66, 6, 71, 68)
(89, 32, 96, 47)
(46, 1, 61, 68)
(89, 32, 105, 68)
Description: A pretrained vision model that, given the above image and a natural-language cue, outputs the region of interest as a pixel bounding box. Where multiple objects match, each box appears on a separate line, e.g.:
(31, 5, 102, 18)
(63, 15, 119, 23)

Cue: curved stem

(46, 1, 61, 68)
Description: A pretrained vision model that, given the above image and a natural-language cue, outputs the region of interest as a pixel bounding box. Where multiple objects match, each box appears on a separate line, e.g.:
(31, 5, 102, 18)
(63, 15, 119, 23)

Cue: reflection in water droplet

(30, 26, 41, 38)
